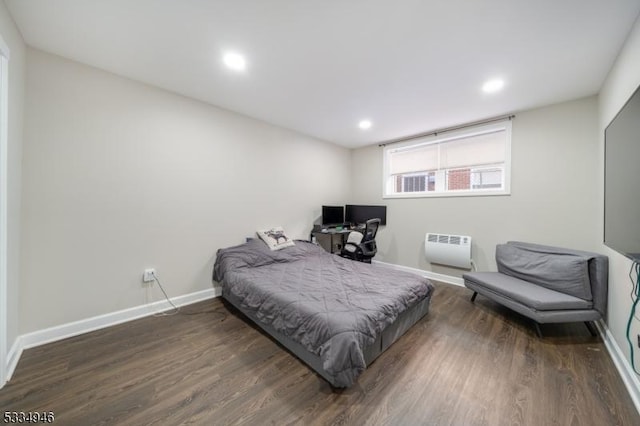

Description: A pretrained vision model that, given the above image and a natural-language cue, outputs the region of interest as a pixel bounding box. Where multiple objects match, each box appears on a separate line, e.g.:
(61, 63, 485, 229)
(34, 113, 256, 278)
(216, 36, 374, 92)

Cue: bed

(213, 238, 434, 388)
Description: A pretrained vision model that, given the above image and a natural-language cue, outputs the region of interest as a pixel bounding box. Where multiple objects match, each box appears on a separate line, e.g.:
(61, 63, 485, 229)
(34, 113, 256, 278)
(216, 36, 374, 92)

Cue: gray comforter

(213, 239, 434, 387)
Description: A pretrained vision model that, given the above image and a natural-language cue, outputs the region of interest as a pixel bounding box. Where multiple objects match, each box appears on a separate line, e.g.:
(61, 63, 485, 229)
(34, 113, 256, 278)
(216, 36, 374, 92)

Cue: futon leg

(584, 321, 598, 337)
(470, 292, 478, 302)
(534, 322, 543, 338)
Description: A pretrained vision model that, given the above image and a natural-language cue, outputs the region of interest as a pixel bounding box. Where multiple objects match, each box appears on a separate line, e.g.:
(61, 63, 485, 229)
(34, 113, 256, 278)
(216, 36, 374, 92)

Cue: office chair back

(363, 218, 381, 242)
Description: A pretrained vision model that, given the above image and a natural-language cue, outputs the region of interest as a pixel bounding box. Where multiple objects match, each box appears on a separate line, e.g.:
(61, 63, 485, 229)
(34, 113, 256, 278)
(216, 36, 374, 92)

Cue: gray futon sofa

(463, 241, 608, 336)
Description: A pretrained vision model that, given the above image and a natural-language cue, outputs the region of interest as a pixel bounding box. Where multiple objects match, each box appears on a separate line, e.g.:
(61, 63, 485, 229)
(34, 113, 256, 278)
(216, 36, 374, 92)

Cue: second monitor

(345, 204, 387, 226)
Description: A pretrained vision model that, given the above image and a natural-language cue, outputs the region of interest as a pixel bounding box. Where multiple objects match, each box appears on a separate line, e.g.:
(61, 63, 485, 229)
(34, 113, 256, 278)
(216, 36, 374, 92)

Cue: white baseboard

(6, 337, 22, 383)
(5, 287, 221, 382)
(372, 260, 465, 287)
(595, 320, 640, 414)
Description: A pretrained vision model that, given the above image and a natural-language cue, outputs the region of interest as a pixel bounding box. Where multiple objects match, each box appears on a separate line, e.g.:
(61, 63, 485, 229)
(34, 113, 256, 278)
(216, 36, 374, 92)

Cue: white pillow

(256, 227, 296, 251)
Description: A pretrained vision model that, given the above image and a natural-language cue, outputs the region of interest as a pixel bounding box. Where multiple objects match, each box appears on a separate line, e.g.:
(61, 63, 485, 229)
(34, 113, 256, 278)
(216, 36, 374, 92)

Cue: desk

(312, 229, 352, 254)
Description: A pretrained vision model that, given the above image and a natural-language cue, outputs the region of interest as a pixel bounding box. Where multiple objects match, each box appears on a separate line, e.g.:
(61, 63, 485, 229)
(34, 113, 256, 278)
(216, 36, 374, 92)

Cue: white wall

(598, 15, 640, 373)
(20, 48, 350, 334)
(350, 96, 599, 276)
(0, 0, 25, 362)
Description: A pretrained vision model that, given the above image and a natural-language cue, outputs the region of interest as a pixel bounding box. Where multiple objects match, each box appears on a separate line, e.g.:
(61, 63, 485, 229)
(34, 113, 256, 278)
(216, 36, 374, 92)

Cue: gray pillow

(496, 244, 592, 300)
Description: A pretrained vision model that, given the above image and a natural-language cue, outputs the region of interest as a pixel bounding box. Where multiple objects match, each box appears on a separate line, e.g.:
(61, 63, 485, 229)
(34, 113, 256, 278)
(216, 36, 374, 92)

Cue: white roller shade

(389, 128, 506, 175)
(389, 143, 438, 175)
(440, 130, 506, 169)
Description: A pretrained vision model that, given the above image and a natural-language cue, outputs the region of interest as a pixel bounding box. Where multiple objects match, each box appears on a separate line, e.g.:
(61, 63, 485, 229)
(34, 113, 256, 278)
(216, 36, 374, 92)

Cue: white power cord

(151, 271, 180, 316)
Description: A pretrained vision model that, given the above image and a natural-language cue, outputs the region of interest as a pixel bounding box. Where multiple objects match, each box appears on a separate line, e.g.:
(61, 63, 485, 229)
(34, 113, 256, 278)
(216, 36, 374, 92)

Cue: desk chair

(340, 218, 381, 263)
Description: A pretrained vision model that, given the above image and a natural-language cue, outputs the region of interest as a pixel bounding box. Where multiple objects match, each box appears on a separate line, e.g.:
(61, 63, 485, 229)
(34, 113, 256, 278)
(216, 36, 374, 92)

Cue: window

(383, 120, 511, 198)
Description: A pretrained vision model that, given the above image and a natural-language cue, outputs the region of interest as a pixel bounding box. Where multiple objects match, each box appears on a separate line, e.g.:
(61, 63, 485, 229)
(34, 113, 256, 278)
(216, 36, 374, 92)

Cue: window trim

(382, 120, 512, 199)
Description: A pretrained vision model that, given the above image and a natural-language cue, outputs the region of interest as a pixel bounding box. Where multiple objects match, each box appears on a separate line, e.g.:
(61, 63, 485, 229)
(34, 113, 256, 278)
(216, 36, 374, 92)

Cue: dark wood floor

(1, 282, 638, 425)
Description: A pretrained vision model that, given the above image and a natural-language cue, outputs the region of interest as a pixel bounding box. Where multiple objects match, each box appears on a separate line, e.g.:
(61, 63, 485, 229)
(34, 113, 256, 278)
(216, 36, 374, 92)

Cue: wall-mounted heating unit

(425, 233, 472, 269)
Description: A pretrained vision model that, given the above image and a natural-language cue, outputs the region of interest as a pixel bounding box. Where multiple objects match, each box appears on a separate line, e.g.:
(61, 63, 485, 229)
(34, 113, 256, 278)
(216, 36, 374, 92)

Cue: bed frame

(223, 289, 432, 387)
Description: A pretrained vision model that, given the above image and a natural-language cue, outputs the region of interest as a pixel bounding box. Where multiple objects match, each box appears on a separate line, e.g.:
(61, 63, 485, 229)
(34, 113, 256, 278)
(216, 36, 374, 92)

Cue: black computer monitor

(322, 205, 344, 226)
(345, 204, 387, 226)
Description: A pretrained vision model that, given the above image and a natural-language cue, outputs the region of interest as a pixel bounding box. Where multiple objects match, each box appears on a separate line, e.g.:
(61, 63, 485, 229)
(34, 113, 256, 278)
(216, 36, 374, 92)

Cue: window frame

(382, 120, 512, 199)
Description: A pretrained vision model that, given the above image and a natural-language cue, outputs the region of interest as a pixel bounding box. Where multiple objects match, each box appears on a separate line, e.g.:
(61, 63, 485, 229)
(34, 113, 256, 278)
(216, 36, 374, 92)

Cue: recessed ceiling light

(482, 79, 505, 93)
(223, 52, 246, 72)
(359, 120, 372, 130)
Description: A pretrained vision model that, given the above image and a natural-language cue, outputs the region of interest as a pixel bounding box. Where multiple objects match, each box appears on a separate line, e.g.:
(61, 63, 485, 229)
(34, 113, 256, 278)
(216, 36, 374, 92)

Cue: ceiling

(5, 0, 640, 148)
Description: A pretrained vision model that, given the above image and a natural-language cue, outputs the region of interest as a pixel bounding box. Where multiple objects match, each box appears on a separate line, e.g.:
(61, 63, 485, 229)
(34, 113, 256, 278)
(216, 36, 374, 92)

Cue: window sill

(383, 190, 511, 199)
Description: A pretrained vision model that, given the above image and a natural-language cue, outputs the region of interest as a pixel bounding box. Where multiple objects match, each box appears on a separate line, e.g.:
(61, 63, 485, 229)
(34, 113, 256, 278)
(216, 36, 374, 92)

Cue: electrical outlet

(143, 268, 156, 283)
